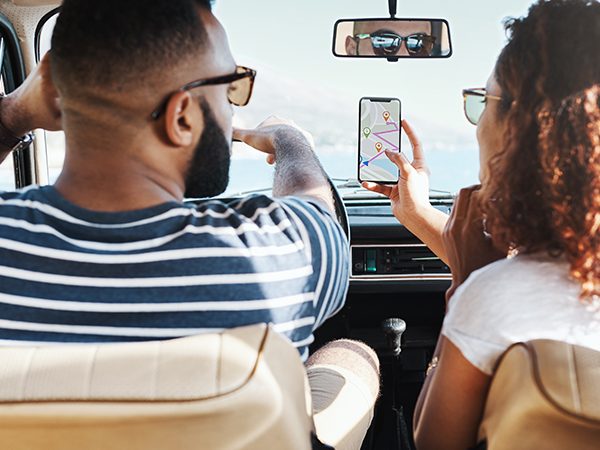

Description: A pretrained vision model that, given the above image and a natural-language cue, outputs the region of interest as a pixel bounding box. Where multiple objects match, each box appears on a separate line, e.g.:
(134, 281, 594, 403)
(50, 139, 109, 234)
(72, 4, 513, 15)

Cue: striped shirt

(0, 185, 349, 360)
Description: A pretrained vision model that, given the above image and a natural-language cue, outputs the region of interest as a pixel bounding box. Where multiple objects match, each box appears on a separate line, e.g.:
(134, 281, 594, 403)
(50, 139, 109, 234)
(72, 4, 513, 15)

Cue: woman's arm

(414, 186, 507, 449)
(413, 336, 491, 450)
(362, 120, 450, 264)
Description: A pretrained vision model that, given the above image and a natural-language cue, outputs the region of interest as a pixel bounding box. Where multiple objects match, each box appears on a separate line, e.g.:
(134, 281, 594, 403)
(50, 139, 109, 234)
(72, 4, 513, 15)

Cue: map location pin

(383, 111, 391, 122)
(363, 127, 371, 138)
(375, 142, 383, 152)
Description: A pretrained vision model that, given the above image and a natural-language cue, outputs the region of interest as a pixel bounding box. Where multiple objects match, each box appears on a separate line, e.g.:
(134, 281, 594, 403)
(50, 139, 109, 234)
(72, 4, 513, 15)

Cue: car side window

(37, 11, 65, 185)
(0, 31, 15, 190)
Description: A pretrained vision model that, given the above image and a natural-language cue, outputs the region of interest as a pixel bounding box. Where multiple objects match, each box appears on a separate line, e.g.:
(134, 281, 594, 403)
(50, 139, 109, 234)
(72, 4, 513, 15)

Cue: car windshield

(214, 0, 532, 198)
(23, 0, 533, 198)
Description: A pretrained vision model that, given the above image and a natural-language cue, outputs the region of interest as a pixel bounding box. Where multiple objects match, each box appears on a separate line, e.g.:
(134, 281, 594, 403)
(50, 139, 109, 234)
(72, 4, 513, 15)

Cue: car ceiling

(10, 0, 59, 6)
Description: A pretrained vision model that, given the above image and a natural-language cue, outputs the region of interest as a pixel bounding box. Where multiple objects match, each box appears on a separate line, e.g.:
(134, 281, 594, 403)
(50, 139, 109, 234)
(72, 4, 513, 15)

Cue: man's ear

(164, 91, 202, 147)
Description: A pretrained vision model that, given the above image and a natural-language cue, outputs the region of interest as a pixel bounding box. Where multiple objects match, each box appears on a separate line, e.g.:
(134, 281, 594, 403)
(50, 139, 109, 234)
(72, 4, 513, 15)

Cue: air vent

(351, 244, 449, 277)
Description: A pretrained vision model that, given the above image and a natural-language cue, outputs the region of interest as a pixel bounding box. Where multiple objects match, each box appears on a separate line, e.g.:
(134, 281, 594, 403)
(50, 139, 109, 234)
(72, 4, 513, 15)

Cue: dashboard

(346, 198, 451, 282)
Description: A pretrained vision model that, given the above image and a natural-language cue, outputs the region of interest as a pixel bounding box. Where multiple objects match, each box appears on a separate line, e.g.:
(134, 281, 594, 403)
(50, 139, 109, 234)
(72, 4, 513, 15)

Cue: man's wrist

(0, 94, 32, 137)
(272, 127, 314, 157)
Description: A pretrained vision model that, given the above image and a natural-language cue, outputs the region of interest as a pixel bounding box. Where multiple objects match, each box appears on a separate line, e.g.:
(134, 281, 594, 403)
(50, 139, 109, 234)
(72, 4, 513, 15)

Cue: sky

(212, 0, 537, 193)
(214, 0, 536, 136)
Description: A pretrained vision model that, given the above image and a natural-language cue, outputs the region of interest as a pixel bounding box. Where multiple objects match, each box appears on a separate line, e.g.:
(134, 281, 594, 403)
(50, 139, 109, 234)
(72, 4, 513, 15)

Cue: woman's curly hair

(480, 0, 600, 299)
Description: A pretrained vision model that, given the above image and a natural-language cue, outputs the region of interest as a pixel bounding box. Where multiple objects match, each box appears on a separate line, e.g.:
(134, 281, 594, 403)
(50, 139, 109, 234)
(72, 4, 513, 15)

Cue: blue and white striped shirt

(0, 185, 349, 360)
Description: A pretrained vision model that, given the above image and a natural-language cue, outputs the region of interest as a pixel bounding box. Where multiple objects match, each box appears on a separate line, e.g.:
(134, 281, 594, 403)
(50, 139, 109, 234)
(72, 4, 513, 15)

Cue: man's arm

(233, 117, 335, 214)
(0, 53, 61, 164)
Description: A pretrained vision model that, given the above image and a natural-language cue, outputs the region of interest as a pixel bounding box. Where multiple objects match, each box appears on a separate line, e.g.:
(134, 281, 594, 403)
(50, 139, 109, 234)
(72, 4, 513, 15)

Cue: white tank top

(442, 252, 600, 375)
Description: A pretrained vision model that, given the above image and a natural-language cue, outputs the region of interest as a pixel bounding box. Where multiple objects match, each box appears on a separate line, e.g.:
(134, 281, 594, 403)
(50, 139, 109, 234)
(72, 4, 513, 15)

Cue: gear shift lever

(381, 318, 413, 449)
(382, 318, 406, 357)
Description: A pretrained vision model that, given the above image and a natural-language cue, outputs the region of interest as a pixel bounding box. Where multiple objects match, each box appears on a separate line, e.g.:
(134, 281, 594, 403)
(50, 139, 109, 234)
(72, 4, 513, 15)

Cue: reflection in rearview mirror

(333, 19, 452, 59)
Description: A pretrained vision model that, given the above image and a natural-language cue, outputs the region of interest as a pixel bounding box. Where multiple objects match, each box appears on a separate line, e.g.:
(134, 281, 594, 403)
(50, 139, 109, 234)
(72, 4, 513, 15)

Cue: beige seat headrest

(0, 324, 268, 402)
(0, 324, 314, 450)
(478, 340, 600, 450)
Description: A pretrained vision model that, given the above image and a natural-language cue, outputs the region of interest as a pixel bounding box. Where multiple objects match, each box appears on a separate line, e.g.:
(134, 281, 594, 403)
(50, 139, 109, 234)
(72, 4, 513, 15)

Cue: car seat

(476, 340, 600, 450)
(0, 324, 315, 450)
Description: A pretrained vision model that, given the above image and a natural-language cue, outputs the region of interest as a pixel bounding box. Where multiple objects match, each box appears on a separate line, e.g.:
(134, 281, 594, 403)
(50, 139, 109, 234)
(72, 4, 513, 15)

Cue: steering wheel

(328, 177, 350, 239)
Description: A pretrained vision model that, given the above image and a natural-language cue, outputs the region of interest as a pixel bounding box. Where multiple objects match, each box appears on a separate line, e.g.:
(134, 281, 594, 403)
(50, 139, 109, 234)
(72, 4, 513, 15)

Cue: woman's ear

(164, 91, 202, 147)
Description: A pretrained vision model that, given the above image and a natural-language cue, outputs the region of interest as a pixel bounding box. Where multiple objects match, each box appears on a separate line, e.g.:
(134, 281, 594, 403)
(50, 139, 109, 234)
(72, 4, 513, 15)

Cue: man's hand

(233, 116, 315, 165)
(362, 120, 450, 262)
(0, 52, 61, 137)
(443, 185, 506, 302)
(234, 116, 334, 213)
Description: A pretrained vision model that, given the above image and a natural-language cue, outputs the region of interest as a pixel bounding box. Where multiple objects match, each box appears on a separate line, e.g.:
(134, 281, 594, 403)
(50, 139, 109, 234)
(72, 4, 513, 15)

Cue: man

(345, 20, 436, 57)
(0, 0, 378, 448)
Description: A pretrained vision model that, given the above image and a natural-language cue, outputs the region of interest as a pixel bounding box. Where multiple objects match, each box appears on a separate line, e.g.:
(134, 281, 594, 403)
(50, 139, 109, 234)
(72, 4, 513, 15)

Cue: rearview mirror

(332, 18, 452, 61)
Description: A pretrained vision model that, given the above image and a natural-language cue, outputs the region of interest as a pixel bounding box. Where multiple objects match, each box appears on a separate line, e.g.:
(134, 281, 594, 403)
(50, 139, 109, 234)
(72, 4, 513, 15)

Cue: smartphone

(358, 97, 401, 184)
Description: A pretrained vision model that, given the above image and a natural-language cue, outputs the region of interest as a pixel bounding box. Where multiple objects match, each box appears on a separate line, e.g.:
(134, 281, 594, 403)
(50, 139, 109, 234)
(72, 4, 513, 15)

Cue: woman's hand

(362, 120, 432, 225)
(443, 185, 506, 301)
(362, 120, 450, 262)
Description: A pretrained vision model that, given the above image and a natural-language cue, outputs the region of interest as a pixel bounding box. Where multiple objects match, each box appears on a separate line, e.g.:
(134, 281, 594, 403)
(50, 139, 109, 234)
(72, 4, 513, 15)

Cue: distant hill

(232, 60, 476, 156)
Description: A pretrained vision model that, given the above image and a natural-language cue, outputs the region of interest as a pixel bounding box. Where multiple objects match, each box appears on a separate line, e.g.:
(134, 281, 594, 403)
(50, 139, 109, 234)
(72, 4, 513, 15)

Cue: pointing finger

(401, 120, 425, 162)
(232, 127, 248, 143)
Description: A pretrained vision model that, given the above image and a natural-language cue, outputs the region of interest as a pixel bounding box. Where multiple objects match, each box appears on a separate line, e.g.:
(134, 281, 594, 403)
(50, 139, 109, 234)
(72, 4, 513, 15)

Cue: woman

(364, 0, 600, 449)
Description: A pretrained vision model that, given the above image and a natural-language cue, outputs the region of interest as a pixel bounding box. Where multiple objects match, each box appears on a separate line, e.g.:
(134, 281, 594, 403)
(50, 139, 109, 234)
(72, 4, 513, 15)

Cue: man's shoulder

(0, 185, 50, 216)
(206, 193, 327, 212)
(0, 184, 44, 201)
(196, 194, 338, 227)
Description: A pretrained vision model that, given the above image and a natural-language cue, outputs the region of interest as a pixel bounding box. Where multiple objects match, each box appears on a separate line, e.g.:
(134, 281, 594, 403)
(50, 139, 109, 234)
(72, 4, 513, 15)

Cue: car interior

(0, 0, 599, 449)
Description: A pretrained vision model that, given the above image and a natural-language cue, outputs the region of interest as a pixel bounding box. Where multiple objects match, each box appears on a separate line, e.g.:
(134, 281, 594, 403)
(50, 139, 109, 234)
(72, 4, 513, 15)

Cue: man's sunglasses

(354, 32, 436, 56)
(462, 88, 502, 125)
(151, 65, 256, 120)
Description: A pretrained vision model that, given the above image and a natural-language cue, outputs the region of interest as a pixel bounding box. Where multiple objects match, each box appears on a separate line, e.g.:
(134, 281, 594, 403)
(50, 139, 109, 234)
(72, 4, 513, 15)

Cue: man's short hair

(51, 0, 213, 95)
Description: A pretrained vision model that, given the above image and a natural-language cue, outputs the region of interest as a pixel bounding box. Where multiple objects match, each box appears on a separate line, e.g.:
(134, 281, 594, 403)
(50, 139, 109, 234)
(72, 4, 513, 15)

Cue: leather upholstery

(478, 340, 600, 450)
(0, 324, 314, 450)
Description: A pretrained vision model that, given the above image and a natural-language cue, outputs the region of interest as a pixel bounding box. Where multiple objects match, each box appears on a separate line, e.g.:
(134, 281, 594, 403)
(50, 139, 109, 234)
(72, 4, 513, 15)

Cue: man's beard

(184, 99, 231, 198)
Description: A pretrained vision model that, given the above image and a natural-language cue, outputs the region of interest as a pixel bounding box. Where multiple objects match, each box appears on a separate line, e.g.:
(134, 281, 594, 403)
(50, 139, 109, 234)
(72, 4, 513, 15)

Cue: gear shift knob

(382, 318, 406, 357)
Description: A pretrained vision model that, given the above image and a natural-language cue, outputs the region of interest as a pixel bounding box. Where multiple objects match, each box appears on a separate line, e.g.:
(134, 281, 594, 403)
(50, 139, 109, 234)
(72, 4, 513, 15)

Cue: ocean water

(224, 147, 480, 197)
(0, 146, 479, 196)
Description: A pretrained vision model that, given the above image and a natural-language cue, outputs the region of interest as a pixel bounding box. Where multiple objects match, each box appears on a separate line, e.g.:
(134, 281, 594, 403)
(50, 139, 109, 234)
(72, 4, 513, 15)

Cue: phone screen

(358, 97, 401, 184)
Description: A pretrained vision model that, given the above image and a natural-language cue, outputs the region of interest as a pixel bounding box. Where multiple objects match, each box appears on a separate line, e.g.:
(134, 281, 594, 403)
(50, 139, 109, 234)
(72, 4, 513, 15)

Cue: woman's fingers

(401, 119, 425, 161)
(362, 182, 393, 198)
(385, 149, 414, 180)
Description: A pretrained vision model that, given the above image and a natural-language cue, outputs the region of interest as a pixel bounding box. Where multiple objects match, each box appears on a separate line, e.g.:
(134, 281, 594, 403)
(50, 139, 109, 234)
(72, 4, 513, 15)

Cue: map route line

(360, 121, 400, 167)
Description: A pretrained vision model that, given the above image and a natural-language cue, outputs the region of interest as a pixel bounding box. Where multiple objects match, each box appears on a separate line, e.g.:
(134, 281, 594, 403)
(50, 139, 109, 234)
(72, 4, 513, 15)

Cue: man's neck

(53, 146, 185, 213)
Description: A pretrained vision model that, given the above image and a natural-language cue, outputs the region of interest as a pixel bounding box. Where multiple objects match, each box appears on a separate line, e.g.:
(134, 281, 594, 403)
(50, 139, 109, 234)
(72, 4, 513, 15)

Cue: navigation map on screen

(358, 98, 401, 183)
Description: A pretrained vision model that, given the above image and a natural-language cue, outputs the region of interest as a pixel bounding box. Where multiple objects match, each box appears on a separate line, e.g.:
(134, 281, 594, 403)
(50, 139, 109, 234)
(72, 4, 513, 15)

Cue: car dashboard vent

(351, 244, 450, 279)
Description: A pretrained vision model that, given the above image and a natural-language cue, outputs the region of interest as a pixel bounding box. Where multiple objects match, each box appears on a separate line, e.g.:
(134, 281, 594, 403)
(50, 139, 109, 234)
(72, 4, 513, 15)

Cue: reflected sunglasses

(151, 65, 256, 120)
(354, 32, 436, 56)
(462, 88, 502, 125)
